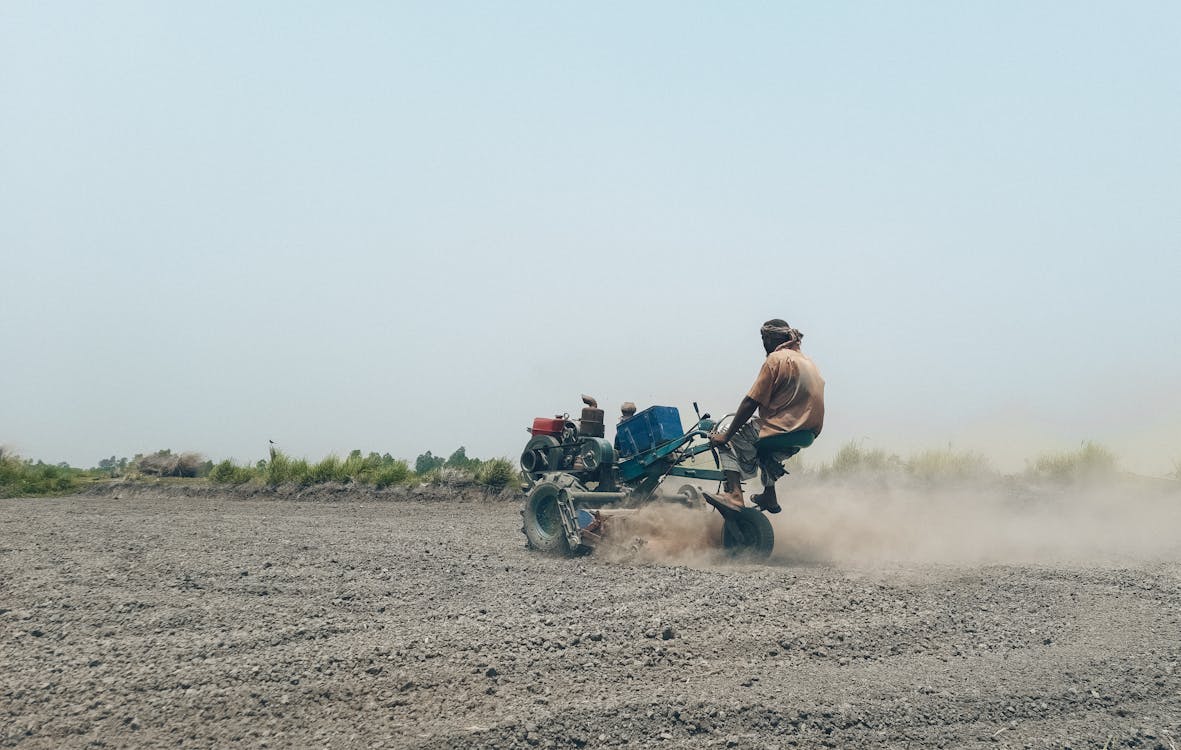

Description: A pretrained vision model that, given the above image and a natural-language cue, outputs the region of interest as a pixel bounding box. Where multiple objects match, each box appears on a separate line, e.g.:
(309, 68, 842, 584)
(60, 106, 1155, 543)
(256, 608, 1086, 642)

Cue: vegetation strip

(2, 441, 1176, 499)
(0, 446, 516, 499)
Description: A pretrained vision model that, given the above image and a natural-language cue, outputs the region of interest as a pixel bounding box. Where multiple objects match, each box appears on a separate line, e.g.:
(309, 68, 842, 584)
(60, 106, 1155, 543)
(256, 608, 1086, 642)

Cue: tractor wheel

(721, 507, 775, 560)
(520, 482, 580, 556)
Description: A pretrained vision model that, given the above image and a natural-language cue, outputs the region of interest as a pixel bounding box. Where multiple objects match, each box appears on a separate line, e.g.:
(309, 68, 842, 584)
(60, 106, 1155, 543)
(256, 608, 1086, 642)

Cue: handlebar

(664, 410, 736, 456)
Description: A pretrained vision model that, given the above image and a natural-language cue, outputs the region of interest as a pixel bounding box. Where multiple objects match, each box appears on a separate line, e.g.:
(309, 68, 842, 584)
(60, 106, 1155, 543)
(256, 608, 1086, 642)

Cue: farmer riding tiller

(519, 396, 777, 559)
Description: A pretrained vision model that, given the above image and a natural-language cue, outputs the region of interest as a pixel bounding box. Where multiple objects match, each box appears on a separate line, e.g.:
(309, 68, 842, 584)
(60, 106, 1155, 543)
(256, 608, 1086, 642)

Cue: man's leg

(723, 471, 743, 495)
(750, 449, 779, 511)
(714, 422, 760, 508)
(750, 446, 800, 513)
(751, 483, 779, 512)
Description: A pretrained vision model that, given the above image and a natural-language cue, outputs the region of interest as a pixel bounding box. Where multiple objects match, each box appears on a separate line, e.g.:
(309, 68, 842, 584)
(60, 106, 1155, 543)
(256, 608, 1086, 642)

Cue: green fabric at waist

(755, 430, 816, 452)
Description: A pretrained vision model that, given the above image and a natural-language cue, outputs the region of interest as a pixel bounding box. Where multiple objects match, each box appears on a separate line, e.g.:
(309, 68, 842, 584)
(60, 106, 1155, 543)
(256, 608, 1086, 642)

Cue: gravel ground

(2, 488, 1180, 749)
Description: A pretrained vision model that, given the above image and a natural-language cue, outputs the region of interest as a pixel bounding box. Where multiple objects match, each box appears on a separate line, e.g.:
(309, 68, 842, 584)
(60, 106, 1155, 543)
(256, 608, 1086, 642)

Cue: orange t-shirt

(746, 344, 825, 439)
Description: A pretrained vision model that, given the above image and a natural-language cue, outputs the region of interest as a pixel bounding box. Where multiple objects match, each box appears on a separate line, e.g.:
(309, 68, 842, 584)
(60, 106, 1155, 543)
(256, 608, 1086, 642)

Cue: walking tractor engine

(518, 395, 778, 560)
(520, 396, 617, 490)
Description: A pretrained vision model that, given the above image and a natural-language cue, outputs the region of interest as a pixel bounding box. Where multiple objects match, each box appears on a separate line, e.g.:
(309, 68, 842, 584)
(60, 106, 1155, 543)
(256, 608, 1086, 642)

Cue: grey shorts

(716, 419, 798, 488)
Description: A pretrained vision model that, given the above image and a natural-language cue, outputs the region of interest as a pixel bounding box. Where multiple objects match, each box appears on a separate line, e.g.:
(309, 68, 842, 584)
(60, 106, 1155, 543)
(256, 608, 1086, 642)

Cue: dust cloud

(590, 477, 1181, 568)
(770, 477, 1181, 567)
(595, 503, 726, 565)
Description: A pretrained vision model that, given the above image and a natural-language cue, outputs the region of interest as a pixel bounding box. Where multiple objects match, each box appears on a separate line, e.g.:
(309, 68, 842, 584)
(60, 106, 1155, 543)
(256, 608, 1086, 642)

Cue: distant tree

(445, 447, 480, 472)
(415, 451, 445, 474)
(96, 455, 124, 477)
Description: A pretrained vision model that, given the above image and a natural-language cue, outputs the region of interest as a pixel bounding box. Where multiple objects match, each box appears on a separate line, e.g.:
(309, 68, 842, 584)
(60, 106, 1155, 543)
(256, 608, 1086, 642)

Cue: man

(707, 320, 825, 513)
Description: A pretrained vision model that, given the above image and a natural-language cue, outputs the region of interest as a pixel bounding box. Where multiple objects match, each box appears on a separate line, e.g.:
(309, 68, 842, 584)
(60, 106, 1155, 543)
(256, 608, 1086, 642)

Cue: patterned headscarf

(760, 320, 803, 349)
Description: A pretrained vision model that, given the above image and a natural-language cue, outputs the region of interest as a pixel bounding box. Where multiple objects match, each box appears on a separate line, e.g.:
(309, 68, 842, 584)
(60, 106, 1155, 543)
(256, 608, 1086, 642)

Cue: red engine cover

(530, 418, 565, 437)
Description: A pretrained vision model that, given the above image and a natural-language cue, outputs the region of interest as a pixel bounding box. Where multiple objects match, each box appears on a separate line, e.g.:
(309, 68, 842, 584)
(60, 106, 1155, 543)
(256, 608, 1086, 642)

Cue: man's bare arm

(709, 396, 760, 447)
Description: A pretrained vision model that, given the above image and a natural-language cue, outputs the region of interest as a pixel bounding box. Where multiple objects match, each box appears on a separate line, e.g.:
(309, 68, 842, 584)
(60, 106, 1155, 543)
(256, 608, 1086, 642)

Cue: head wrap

(760, 321, 803, 349)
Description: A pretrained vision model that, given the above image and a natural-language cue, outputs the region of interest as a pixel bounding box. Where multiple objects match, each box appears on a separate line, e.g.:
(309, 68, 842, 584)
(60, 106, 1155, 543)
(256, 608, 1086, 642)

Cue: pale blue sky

(2, 2, 1179, 473)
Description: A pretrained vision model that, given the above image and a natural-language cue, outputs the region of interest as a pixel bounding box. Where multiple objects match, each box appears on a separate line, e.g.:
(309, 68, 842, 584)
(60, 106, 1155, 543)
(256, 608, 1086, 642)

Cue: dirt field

(2, 484, 1180, 749)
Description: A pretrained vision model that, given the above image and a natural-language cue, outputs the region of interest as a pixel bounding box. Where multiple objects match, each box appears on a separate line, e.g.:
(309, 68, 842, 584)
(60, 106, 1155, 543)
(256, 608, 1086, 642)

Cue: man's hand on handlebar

(711, 396, 760, 449)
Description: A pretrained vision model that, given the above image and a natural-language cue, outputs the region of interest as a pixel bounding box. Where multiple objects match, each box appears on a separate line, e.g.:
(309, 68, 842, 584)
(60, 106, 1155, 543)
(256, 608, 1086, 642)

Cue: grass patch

(208, 450, 418, 489)
(309, 455, 346, 484)
(261, 452, 312, 486)
(370, 461, 411, 488)
(1027, 441, 1118, 482)
(340, 451, 412, 487)
(474, 458, 519, 490)
(208, 460, 255, 485)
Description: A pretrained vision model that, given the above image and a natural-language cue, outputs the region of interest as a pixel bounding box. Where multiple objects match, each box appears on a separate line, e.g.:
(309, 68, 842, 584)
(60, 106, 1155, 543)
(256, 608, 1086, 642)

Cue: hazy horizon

(2, 3, 1178, 476)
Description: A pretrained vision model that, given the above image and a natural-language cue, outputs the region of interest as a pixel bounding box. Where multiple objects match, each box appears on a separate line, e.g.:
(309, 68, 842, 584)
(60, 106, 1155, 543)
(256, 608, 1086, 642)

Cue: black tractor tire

(721, 507, 775, 560)
(521, 482, 580, 556)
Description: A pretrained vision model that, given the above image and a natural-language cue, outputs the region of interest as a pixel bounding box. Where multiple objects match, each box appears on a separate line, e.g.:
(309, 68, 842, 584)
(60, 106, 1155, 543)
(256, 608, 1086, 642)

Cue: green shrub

(343, 451, 413, 487)
(261, 451, 311, 486)
(340, 450, 369, 480)
(0, 450, 18, 488)
(1027, 441, 1118, 482)
(208, 460, 255, 485)
(371, 460, 412, 488)
(0, 452, 81, 497)
(309, 455, 347, 484)
(475, 458, 519, 490)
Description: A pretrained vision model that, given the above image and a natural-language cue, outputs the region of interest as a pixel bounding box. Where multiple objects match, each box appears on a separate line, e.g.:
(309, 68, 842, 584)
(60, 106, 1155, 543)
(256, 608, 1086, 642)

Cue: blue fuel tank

(614, 406, 684, 457)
